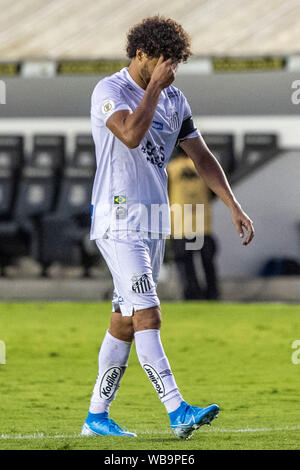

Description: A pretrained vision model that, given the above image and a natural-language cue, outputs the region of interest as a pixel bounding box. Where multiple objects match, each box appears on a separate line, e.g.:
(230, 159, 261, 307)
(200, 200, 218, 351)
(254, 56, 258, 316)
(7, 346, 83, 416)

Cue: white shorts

(96, 233, 166, 316)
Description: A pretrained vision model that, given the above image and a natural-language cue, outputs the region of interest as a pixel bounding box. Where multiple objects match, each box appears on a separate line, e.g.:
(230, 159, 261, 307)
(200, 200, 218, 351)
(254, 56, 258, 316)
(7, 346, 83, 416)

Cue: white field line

(1, 425, 300, 440)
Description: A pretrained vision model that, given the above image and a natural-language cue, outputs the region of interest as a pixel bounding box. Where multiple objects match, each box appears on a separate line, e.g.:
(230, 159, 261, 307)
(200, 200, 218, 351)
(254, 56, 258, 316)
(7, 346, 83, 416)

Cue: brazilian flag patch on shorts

(114, 195, 126, 205)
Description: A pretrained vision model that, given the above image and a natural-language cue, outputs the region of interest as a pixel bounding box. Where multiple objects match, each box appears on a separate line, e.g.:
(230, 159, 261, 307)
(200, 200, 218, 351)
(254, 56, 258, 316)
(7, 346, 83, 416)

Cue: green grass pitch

(0, 301, 299, 450)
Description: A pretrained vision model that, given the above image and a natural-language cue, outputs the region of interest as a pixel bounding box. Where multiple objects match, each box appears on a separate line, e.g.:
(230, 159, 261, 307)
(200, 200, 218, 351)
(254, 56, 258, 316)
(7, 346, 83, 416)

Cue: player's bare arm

(106, 54, 177, 148)
(180, 135, 255, 246)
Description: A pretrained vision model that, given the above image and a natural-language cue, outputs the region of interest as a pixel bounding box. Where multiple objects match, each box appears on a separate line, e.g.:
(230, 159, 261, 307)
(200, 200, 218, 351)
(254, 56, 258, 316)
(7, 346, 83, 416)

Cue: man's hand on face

(150, 55, 178, 90)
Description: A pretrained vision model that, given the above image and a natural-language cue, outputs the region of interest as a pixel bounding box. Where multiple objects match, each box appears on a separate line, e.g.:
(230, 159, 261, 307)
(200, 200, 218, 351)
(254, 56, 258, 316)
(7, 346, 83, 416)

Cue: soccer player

(82, 16, 254, 440)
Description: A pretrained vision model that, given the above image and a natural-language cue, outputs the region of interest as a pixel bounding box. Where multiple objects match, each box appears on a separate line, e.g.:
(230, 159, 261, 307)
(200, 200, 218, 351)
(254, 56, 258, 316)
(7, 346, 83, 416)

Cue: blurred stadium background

(0, 0, 300, 303)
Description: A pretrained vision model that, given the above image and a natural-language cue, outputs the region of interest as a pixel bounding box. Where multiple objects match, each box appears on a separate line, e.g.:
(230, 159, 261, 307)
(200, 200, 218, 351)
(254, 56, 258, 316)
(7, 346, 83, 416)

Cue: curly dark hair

(126, 16, 191, 63)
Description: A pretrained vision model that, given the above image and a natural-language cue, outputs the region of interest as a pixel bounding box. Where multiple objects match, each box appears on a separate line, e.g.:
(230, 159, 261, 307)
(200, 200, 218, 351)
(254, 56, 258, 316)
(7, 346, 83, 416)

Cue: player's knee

(110, 312, 134, 342)
(133, 306, 161, 331)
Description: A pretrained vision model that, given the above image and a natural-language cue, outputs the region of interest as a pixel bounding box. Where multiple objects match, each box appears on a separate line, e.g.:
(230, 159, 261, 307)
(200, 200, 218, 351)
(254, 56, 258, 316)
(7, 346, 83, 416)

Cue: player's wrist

(227, 198, 241, 212)
(147, 77, 164, 93)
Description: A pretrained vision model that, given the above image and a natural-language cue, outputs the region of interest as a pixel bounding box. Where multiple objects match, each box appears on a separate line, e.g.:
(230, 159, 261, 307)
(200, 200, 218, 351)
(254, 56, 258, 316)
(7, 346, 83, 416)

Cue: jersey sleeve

(182, 93, 193, 121)
(177, 94, 200, 143)
(91, 78, 132, 125)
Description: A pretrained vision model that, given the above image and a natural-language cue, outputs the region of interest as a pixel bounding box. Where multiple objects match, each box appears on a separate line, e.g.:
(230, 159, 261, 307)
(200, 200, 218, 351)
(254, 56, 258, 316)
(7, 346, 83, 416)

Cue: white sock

(89, 330, 132, 414)
(134, 329, 183, 413)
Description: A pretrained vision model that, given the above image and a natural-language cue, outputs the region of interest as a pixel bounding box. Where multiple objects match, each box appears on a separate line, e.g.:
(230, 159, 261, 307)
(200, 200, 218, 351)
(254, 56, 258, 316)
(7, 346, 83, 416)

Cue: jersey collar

(123, 67, 147, 93)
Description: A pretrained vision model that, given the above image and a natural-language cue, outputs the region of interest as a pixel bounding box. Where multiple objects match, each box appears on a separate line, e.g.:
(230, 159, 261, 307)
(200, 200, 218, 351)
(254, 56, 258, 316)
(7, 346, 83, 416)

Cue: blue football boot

(169, 401, 219, 440)
(81, 412, 136, 437)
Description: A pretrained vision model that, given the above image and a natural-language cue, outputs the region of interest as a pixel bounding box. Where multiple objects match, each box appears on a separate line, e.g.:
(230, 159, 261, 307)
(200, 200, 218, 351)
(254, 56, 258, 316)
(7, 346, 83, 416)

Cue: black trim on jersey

(177, 116, 197, 144)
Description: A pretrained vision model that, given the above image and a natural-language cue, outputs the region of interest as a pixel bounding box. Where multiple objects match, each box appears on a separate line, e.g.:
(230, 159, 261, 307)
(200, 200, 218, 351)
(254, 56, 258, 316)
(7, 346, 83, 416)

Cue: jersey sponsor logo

(114, 195, 126, 204)
(143, 364, 165, 398)
(115, 205, 127, 219)
(141, 140, 165, 168)
(131, 273, 152, 293)
(152, 121, 163, 130)
(167, 90, 180, 99)
(101, 99, 115, 114)
(100, 367, 122, 399)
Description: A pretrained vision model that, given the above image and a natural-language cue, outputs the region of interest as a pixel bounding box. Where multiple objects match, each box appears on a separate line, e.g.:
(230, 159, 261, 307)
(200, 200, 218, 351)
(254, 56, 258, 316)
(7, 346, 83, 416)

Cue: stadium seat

(73, 134, 96, 169)
(39, 166, 97, 277)
(0, 135, 24, 220)
(31, 135, 65, 171)
(0, 165, 57, 276)
(0, 134, 25, 232)
(241, 133, 278, 165)
(0, 167, 15, 220)
(0, 135, 24, 171)
(202, 133, 236, 176)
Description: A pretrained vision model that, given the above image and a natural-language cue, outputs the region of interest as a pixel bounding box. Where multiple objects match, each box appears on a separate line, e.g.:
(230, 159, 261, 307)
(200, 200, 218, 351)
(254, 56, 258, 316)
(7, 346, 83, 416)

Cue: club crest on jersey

(101, 99, 115, 114)
(168, 111, 180, 131)
(131, 273, 152, 293)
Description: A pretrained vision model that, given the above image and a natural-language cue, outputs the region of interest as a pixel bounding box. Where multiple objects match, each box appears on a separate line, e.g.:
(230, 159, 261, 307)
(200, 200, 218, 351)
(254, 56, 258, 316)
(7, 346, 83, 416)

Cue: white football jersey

(90, 67, 199, 239)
